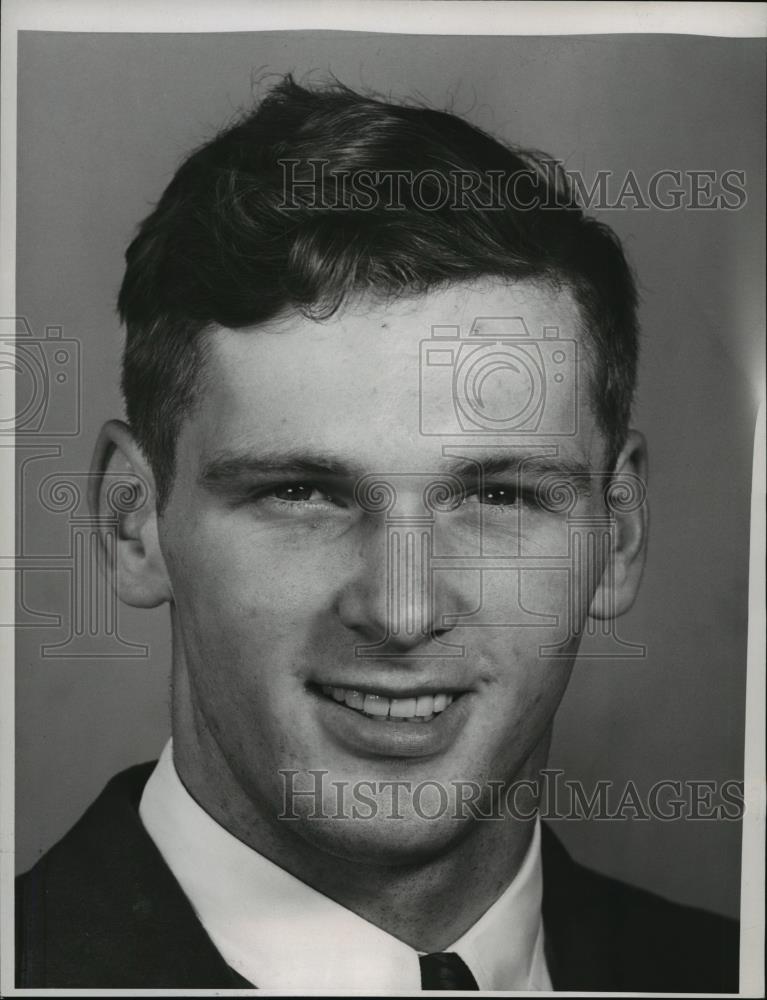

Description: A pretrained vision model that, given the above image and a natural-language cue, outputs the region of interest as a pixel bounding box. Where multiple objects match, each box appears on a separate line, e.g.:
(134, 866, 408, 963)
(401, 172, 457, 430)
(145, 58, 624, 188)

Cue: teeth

(363, 694, 390, 717)
(320, 686, 455, 721)
(344, 690, 365, 710)
(415, 695, 435, 717)
(389, 697, 417, 718)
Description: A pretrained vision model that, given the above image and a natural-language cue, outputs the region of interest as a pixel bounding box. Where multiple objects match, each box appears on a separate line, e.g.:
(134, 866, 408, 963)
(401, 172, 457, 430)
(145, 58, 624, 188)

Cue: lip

(311, 685, 472, 759)
(310, 681, 471, 699)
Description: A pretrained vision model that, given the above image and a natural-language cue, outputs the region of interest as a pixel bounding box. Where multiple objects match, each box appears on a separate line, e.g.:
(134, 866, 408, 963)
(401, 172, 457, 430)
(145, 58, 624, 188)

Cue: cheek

(478, 626, 574, 706)
(164, 510, 344, 626)
(450, 565, 575, 637)
(479, 651, 573, 779)
(466, 605, 576, 747)
(162, 515, 352, 720)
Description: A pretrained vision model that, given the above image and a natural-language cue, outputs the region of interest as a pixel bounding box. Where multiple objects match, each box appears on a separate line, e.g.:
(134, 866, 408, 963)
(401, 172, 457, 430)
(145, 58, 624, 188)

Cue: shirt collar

(139, 740, 550, 991)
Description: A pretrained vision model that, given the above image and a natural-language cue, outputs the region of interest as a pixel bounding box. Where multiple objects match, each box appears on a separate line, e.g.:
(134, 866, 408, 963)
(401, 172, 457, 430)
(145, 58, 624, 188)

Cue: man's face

(159, 279, 610, 862)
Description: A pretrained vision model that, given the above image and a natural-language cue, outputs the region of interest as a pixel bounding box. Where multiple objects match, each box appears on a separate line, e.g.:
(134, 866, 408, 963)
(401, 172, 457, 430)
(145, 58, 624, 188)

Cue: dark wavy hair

(118, 74, 639, 508)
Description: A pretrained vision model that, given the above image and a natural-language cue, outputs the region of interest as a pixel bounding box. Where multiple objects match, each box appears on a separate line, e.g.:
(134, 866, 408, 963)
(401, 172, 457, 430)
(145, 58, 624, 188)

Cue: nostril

(432, 625, 453, 638)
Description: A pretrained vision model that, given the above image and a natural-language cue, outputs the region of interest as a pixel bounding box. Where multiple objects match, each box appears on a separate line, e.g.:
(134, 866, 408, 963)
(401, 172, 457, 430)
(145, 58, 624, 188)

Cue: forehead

(184, 279, 603, 471)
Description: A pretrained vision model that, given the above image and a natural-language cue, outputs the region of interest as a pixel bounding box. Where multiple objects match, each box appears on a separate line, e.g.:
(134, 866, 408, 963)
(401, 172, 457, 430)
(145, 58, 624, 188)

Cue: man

(16, 75, 738, 991)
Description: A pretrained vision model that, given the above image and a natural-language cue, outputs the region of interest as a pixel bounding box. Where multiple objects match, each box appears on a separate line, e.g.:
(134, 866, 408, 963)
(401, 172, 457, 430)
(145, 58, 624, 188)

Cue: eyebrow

(443, 454, 592, 481)
(199, 449, 364, 491)
(199, 448, 593, 492)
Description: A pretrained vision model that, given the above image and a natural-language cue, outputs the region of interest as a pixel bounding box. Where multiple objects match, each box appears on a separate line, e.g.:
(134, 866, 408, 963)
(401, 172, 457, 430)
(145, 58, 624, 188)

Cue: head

(93, 76, 647, 864)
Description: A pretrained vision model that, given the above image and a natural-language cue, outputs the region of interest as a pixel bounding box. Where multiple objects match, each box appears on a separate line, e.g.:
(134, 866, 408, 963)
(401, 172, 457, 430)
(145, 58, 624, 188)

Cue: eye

(258, 481, 352, 512)
(272, 483, 329, 503)
(471, 485, 520, 507)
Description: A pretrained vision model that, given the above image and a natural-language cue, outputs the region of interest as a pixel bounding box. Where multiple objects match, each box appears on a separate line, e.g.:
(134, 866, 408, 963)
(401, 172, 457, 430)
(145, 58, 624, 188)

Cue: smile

(319, 685, 456, 722)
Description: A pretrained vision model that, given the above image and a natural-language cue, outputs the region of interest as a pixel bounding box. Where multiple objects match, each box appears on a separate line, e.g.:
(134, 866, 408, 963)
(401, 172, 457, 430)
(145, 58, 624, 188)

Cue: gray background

(14, 30, 765, 920)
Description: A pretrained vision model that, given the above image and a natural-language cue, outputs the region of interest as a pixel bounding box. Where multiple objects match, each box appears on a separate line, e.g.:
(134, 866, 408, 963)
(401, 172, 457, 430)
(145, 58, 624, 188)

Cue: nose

(334, 482, 467, 655)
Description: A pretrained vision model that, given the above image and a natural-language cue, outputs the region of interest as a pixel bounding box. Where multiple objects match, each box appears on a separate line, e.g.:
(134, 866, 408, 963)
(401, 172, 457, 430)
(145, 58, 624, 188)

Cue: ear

(87, 419, 173, 608)
(588, 429, 649, 620)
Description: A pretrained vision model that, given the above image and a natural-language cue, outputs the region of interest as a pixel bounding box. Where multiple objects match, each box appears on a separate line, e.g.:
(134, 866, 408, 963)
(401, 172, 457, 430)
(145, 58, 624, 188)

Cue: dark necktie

(419, 952, 479, 990)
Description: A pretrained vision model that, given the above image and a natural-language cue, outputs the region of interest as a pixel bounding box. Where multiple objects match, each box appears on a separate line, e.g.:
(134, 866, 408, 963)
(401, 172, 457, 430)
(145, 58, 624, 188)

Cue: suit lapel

(19, 763, 250, 988)
(540, 821, 620, 991)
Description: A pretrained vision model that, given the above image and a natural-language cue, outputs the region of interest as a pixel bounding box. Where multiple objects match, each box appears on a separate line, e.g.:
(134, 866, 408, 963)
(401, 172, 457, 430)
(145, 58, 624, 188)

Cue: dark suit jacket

(16, 763, 739, 991)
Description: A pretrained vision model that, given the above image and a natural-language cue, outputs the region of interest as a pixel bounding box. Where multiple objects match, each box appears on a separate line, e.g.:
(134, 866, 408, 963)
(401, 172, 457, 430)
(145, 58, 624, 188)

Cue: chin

(287, 800, 478, 868)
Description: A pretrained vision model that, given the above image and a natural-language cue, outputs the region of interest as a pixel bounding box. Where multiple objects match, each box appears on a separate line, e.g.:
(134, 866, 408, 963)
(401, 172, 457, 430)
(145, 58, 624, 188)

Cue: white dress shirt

(139, 740, 552, 992)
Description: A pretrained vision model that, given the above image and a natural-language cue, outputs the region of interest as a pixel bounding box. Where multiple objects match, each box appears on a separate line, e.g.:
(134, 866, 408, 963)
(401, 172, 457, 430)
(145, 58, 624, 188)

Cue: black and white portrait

(3, 3, 764, 995)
